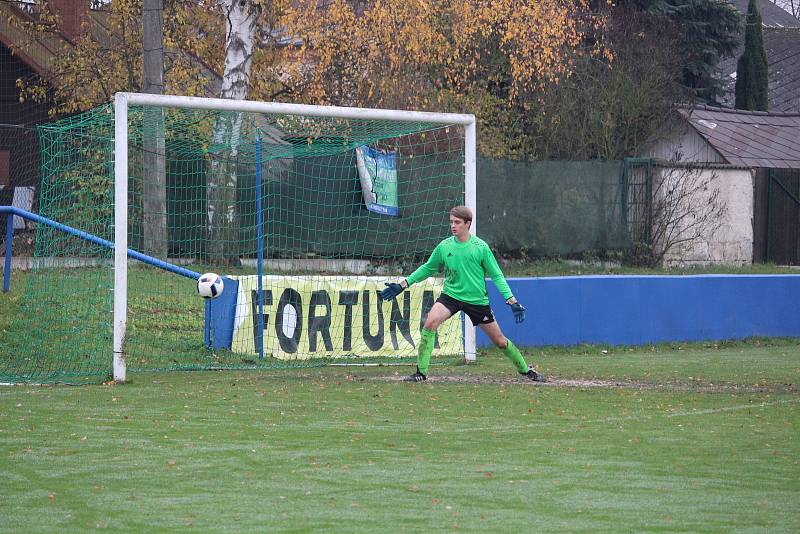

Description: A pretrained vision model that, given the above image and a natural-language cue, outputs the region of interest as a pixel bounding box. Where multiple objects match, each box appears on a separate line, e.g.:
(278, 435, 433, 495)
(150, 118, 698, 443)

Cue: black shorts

(436, 293, 495, 326)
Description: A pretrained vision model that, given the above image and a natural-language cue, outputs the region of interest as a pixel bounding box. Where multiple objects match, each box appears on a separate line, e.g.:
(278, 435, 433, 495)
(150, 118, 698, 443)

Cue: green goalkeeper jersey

(406, 235, 513, 305)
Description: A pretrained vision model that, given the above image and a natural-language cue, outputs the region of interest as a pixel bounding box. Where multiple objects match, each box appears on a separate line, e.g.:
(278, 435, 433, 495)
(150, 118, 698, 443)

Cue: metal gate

(621, 157, 653, 248)
(754, 168, 800, 265)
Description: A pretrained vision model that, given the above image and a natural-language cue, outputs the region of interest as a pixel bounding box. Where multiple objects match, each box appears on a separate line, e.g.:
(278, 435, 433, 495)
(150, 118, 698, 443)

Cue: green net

(476, 158, 631, 255)
(0, 101, 468, 383)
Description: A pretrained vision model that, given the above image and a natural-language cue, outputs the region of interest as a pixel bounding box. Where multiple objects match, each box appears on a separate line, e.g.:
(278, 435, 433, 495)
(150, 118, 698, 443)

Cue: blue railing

(1, 206, 201, 292)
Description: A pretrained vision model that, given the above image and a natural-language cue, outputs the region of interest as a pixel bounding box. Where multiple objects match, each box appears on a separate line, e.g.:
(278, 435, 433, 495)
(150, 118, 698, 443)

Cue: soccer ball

(197, 272, 224, 299)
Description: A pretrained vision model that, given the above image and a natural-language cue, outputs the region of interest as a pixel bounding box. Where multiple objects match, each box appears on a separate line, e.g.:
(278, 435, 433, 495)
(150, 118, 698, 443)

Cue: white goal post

(112, 92, 477, 382)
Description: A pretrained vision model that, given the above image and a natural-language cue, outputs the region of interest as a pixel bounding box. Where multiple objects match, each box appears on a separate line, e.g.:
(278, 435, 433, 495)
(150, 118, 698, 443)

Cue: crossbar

(118, 92, 476, 125)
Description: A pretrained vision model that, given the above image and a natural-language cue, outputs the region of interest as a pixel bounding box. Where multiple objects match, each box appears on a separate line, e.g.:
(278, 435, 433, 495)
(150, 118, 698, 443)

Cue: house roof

(719, 27, 800, 113)
(728, 0, 800, 28)
(0, 3, 221, 96)
(0, 2, 71, 76)
(679, 106, 800, 168)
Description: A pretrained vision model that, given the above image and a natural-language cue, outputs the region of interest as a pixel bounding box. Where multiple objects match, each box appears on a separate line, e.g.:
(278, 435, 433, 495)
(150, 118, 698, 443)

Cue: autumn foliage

(11, 0, 604, 157)
(279, 0, 599, 109)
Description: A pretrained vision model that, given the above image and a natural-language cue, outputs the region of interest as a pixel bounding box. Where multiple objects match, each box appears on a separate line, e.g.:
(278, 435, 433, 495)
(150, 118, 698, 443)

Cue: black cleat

(405, 367, 427, 382)
(521, 366, 547, 383)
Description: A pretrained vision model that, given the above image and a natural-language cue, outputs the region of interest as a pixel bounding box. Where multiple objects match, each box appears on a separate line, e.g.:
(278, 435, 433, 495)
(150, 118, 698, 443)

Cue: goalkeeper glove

(510, 302, 526, 324)
(379, 282, 405, 301)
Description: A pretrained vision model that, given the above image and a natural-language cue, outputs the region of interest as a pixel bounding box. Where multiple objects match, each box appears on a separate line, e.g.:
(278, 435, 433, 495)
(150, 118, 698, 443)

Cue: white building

(647, 106, 800, 266)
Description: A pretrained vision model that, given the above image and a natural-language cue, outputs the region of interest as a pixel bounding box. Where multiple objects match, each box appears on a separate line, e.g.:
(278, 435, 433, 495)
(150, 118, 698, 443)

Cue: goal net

(0, 94, 476, 383)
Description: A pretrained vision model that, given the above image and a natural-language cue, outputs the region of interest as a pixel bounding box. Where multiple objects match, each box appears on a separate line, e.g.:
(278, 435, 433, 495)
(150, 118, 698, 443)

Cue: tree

(278, 0, 598, 109)
(13, 1, 600, 160)
(627, 158, 728, 267)
(206, 0, 262, 265)
(620, 0, 742, 104)
(516, 7, 688, 160)
(275, 0, 603, 162)
(142, 0, 167, 258)
(11, 0, 290, 263)
(735, 0, 769, 111)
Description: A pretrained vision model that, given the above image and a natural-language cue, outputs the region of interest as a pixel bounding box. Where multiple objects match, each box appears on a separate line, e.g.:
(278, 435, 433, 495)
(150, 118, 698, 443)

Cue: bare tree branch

(630, 158, 728, 266)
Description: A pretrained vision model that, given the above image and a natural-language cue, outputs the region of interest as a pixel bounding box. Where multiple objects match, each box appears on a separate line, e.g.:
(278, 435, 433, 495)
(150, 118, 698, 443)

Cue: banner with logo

(230, 275, 462, 359)
(355, 145, 399, 216)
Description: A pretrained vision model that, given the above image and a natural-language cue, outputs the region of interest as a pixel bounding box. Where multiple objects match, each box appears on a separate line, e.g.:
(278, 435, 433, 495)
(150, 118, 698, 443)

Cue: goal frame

(112, 92, 477, 382)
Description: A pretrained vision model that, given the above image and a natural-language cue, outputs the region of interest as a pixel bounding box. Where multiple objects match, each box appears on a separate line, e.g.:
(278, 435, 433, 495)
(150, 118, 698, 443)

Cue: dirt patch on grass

(378, 374, 797, 394)
(381, 375, 624, 387)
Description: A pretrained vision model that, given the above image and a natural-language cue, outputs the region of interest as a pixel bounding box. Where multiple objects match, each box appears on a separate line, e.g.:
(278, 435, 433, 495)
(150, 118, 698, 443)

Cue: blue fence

(481, 275, 800, 347)
(206, 275, 800, 351)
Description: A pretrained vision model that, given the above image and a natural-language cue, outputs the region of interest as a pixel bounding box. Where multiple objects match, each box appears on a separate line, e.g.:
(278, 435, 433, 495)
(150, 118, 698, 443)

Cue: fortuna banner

(355, 145, 399, 216)
(230, 275, 463, 359)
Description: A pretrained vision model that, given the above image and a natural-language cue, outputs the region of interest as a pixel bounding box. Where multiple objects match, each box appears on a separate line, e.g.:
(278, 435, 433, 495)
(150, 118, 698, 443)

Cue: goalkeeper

(379, 205, 546, 383)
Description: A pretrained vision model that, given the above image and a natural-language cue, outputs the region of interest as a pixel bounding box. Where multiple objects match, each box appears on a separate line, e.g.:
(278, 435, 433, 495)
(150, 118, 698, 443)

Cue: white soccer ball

(197, 272, 224, 299)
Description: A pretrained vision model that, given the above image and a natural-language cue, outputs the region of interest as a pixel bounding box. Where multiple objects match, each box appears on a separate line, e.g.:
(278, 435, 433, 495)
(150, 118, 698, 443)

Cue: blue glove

(510, 302, 526, 324)
(379, 282, 405, 301)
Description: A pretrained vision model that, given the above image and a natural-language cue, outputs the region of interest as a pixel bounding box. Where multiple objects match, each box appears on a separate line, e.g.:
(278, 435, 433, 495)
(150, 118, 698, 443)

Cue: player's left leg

(479, 321, 526, 373)
(479, 321, 546, 382)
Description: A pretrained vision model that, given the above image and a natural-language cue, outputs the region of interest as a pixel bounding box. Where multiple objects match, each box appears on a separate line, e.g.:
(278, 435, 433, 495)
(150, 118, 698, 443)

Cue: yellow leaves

(470, 0, 588, 97)
(9, 0, 605, 115)
(277, 0, 603, 109)
(9, 0, 232, 114)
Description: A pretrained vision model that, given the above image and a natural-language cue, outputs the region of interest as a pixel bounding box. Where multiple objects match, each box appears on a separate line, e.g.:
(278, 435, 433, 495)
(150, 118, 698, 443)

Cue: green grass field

(1, 340, 798, 532)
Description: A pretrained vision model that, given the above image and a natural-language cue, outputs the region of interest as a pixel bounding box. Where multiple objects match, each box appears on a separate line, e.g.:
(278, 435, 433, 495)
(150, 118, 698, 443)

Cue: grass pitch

(1, 340, 798, 532)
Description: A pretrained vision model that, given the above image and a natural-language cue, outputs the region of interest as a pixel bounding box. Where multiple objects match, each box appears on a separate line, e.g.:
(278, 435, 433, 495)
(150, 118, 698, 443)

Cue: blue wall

(479, 275, 800, 347)
(208, 275, 800, 350)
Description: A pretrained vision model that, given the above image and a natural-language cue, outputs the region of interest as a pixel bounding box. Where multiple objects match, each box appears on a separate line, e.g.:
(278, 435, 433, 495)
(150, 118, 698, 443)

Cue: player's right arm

(405, 242, 444, 287)
(379, 242, 445, 301)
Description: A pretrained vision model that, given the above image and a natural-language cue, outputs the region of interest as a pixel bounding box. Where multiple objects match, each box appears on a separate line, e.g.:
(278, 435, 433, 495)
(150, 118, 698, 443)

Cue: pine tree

(735, 0, 769, 111)
(627, 0, 742, 104)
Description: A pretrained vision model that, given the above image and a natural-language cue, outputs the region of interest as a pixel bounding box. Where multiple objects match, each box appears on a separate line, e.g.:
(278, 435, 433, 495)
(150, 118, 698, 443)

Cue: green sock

(417, 328, 436, 376)
(502, 339, 529, 374)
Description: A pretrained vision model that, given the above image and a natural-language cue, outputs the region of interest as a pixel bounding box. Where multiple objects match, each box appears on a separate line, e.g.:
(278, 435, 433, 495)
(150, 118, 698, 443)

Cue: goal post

(0, 94, 476, 384)
(112, 93, 477, 383)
